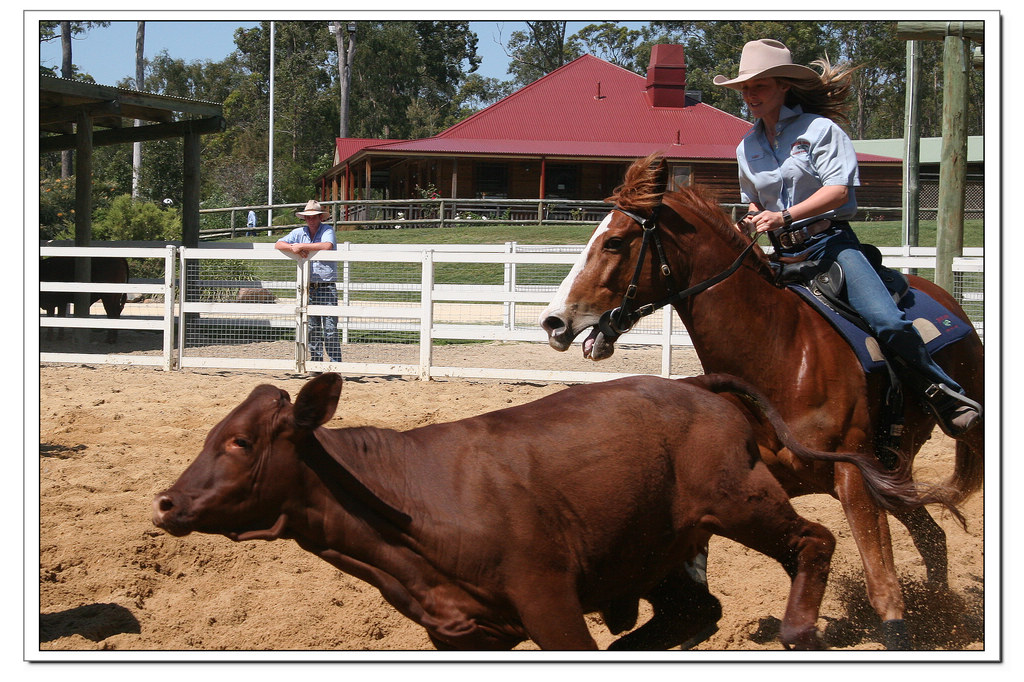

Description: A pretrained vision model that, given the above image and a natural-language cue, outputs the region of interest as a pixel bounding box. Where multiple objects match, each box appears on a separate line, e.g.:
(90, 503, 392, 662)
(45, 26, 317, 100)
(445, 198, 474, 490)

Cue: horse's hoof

(781, 626, 827, 650)
(882, 618, 912, 650)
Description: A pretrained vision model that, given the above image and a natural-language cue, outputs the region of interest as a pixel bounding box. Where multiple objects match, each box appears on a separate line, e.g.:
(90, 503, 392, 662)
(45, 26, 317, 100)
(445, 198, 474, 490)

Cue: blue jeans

(806, 229, 963, 393)
(309, 283, 342, 363)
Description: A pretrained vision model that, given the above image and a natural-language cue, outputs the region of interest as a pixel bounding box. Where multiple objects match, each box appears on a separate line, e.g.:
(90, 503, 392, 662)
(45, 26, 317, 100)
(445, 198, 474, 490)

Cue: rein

(597, 206, 761, 343)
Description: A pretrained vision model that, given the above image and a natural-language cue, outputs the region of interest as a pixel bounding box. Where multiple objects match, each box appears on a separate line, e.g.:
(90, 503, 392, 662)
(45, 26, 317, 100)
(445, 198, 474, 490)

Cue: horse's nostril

(157, 496, 174, 513)
(542, 316, 566, 334)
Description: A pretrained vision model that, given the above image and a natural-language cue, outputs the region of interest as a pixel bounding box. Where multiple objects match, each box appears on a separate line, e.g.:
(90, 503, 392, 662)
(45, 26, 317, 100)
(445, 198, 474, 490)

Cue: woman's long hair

(782, 55, 859, 128)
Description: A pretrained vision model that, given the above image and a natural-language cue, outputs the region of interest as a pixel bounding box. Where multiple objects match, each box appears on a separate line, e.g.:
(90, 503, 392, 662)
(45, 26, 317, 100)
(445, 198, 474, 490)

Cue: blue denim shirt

(278, 222, 337, 282)
(737, 103, 860, 222)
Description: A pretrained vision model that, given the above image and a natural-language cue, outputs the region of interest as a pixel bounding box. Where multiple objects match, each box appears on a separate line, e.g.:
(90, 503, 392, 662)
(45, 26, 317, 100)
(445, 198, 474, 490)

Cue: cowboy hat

(295, 199, 330, 217)
(713, 39, 819, 90)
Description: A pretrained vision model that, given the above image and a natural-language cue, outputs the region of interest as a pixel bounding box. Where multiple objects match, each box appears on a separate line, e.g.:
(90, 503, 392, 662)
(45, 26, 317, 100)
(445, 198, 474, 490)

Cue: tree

(133, 21, 145, 199)
(330, 21, 356, 138)
(568, 22, 647, 73)
(347, 21, 480, 138)
(505, 21, 575, 86)
(39, 21, 111, 179)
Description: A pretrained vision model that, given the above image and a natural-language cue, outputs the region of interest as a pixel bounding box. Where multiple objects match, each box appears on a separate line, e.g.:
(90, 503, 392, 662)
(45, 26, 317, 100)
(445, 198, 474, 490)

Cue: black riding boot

(878, 328, 981, 437)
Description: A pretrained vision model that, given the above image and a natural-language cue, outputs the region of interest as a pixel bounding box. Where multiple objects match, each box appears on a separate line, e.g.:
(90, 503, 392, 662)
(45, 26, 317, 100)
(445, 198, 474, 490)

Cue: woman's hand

(754, 211, 786, 233)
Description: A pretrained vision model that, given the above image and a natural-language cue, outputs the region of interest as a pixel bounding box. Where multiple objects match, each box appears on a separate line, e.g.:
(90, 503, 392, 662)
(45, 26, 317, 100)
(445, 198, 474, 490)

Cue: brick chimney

(645, 44, 688, 108)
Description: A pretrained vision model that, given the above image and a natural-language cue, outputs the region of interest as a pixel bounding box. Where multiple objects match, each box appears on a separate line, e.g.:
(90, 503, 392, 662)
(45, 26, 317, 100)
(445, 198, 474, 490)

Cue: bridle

(596, 205, 761, 344)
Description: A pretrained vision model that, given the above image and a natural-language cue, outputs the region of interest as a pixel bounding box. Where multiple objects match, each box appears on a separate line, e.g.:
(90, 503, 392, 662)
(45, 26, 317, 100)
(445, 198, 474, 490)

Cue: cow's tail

(685, 374, 965, 528)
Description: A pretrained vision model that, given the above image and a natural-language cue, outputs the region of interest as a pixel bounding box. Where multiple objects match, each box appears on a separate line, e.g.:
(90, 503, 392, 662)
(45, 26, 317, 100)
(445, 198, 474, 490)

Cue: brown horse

(540, 154, 984, 649)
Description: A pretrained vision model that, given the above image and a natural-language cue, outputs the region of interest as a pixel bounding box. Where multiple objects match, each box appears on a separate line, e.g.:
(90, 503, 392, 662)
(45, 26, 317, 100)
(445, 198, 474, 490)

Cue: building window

(545, 164, 580, 199)
(476, 163, 509, 198)
(669, 165, 691, 191)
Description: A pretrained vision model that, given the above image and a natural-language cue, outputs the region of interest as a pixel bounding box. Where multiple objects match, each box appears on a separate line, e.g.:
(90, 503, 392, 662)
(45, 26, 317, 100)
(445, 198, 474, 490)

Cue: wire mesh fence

(42, 243, 985, 379)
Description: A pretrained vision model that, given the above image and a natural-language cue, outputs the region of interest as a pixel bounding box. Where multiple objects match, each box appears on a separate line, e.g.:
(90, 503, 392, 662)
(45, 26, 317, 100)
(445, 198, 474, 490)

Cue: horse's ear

(650, 156, 669, 196)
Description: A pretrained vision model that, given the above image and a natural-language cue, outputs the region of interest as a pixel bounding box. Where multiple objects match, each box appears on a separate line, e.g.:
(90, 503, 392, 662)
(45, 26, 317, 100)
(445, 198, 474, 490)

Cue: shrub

(92, 194, 182, 242)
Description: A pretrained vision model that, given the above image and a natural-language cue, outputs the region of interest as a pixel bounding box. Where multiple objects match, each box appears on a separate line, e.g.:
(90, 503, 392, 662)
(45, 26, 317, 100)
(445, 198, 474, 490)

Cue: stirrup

(925, 383, 982, 437)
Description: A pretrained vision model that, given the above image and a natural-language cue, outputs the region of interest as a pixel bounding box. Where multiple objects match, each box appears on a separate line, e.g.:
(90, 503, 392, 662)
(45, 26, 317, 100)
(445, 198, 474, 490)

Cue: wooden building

(317, 45, 900, 208)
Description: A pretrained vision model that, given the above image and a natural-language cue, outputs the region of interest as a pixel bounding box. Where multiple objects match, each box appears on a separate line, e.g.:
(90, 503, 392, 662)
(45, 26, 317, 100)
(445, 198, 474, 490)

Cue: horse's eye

(232, 437, 250, 449)
(604, 237, 625, 252)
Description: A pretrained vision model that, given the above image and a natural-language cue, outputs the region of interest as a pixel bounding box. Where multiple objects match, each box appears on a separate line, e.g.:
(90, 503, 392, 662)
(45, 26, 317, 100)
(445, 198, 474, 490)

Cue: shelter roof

(39, 76, 224, 152)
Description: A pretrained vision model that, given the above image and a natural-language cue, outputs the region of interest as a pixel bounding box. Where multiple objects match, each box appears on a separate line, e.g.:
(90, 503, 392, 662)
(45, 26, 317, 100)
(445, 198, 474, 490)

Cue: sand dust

(36, 347, 984, 655)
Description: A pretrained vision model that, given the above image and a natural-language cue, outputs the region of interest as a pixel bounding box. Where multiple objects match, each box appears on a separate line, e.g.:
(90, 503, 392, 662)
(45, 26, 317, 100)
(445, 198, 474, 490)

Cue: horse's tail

(686, 374, 966, 528)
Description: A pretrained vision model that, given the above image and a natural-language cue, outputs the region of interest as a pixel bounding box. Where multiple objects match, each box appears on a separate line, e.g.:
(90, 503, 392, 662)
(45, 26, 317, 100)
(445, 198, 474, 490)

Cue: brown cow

(40, 256, 129, 343)
(235, 287, 276, 304)
(152, 373, 934, 650)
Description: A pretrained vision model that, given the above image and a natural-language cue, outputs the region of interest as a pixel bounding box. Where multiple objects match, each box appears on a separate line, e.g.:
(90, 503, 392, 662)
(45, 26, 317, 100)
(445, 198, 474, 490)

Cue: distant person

(275, 200, 342, 366)
(246, 210, 257, 237)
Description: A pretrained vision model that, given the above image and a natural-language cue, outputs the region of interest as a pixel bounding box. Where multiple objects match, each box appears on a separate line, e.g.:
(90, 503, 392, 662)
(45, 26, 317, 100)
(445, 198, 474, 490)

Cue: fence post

(504, 242, 515, 331)
(163, 245, 177, 371)
(340, 242, 351, 344)
(661, 305, 673, 377)
(295, 259, 310, 374)
(439, 199, 446, 229)
(419, 250, 435, 381)
(177, 247, 188, 365)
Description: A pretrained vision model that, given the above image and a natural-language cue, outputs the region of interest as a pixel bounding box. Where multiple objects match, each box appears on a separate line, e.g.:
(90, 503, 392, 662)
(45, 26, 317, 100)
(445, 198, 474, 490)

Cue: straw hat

(295, 199, 329, 217)
(713, 39, 819, 90)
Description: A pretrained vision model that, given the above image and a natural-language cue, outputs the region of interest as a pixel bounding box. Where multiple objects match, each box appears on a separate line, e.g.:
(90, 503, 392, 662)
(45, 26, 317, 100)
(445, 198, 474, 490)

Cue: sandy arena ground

(36, 341, 985, 657)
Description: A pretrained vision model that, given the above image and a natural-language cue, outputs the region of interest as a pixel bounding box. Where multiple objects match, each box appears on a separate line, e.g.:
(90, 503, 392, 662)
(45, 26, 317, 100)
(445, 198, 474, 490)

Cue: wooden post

(936, 33, 969, 292)
(182, 130, 201, 247)
(539, 158, 547, 223)
(902, 40, 922, 257)
(896, 20, 983, 291)
(73, 109, 93, 317)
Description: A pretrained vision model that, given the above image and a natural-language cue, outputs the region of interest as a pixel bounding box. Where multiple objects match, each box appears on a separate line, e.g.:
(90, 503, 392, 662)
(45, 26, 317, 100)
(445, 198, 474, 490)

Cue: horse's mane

(608, 154, 776, 281)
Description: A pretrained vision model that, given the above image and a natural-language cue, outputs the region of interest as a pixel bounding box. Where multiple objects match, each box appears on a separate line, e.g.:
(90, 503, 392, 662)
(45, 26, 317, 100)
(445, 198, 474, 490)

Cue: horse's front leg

(834, 461, 911, 650)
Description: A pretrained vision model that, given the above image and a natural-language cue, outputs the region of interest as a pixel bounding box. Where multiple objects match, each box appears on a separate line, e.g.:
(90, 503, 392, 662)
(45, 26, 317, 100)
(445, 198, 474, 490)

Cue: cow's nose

(152, 493, 175, 526)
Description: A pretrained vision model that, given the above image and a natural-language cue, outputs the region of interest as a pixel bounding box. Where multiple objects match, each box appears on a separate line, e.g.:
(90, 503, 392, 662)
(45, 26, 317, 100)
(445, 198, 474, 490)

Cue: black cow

(40, 257, 129, 342)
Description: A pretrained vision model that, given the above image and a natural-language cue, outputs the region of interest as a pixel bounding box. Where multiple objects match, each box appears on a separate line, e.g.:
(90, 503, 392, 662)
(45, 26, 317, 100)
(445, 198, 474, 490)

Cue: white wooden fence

(38, 243, 985, 382)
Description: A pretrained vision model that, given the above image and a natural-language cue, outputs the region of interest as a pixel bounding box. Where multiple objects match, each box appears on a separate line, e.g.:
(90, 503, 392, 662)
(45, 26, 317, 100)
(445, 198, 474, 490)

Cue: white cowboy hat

(295, 199, 329, 217)
(713, 39, 820, 90)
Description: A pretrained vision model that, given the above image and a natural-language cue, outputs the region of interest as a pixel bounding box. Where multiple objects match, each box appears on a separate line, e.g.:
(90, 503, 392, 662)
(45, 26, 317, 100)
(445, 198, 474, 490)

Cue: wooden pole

(902, 40, 922, 256)
(182, 131, 201, 247)
(935, 33, 969, 292)
(896, 21, 984, 42)
(73, 109, 93, 317)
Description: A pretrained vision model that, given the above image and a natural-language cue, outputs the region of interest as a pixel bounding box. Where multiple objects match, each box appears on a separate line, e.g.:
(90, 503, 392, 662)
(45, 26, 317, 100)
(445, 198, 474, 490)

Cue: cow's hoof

(607, 592, 721, 651)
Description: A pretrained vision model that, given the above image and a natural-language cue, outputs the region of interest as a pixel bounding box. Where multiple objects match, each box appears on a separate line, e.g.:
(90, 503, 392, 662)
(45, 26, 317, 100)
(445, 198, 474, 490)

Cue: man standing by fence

(275, 200, 343, 365)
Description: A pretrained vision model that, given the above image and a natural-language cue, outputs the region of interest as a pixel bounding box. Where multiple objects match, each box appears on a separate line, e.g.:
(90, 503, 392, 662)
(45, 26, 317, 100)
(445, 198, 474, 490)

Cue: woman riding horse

(714, 38, 980, 437)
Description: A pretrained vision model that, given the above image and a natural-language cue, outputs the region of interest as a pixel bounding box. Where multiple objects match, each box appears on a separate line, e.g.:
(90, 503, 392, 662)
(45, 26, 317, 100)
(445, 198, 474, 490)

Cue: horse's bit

(596, 206, 761, 344)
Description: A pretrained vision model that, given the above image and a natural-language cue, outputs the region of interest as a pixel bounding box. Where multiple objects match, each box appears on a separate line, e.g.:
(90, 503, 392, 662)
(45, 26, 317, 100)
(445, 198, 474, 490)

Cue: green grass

(849, 219, 985, 248)
(223, 219, 984, 249)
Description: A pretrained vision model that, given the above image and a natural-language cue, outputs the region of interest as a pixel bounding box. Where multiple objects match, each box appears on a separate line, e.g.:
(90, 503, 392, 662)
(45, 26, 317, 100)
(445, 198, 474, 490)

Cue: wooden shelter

(39, 75, 225, 248)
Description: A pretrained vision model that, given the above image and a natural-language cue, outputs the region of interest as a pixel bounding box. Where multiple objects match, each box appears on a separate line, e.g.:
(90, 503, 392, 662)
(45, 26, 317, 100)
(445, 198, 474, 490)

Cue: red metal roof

(335, 53, 898, 165)
(333, 138, 402, 164)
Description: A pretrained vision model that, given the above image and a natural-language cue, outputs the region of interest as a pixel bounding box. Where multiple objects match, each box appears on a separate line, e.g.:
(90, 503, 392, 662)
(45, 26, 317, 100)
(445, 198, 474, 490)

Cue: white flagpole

(267, 21, 275, 229)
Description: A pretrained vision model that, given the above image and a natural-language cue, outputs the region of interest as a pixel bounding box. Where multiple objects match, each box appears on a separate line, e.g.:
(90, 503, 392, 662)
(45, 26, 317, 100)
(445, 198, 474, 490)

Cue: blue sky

(36, 19, 620, 87)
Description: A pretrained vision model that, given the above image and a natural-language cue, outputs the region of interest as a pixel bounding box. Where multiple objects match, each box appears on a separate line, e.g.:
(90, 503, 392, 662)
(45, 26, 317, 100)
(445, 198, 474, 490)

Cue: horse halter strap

(597, 206, 760, 343)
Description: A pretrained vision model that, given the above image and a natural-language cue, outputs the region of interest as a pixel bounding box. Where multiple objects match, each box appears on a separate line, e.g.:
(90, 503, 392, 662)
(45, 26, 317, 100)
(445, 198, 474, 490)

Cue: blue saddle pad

(788, 285, 974, 373)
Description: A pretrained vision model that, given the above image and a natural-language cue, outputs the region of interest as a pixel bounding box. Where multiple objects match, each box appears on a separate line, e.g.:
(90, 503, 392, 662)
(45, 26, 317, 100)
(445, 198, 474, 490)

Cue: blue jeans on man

(309, 282, 342, 363)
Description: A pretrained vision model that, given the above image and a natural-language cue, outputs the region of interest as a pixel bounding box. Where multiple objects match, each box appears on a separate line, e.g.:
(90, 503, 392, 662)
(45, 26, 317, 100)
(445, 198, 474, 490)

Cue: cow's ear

(293, 373, 343, 430)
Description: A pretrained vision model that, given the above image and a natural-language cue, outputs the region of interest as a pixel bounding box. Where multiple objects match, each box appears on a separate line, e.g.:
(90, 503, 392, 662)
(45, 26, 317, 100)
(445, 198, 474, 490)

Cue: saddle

(773, 244, 973, 461)
(776, 243, 909, 335)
